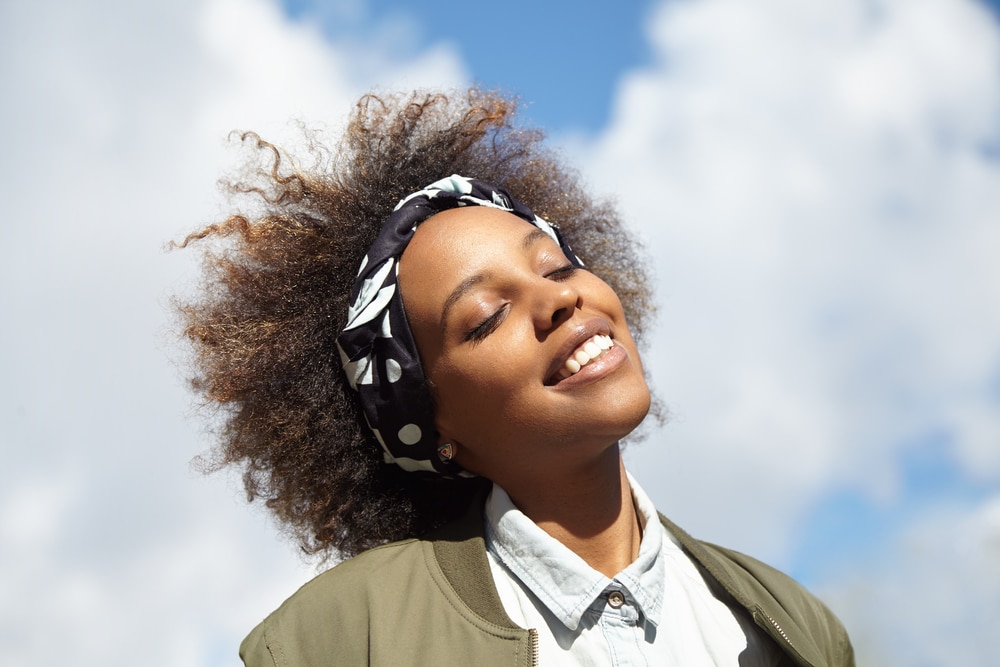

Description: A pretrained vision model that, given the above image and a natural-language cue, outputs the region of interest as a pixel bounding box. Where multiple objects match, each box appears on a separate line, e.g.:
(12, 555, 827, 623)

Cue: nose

(531, 276, 580, 334)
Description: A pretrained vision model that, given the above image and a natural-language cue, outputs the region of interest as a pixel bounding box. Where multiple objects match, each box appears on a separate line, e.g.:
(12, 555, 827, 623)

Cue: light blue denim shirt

(484, 473, 758, 666)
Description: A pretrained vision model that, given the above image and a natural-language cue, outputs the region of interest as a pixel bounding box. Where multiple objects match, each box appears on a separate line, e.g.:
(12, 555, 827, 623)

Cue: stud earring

(437, 442, 455, 462)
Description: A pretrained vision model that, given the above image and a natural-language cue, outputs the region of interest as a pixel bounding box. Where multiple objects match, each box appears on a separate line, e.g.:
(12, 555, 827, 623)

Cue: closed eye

(465, 305, 509, 343)
(545, 265, 578, 281)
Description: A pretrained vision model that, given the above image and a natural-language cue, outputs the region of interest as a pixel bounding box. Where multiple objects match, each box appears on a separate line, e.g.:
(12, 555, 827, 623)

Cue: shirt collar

(484, 472, 664, 631)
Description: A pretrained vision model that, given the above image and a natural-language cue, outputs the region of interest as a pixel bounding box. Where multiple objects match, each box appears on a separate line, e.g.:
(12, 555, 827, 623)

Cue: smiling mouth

(548, 334, 615, 384)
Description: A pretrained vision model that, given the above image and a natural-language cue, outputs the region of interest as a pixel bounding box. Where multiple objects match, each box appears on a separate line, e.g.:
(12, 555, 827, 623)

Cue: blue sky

(280, 0, 657, 133)
(791, 431, 996, 580)
(279, 0, 1000, 135)
(2, 0, 999, 665)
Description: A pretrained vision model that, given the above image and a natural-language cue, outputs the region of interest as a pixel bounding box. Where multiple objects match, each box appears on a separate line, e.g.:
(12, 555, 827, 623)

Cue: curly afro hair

(176, 89, 656, 560)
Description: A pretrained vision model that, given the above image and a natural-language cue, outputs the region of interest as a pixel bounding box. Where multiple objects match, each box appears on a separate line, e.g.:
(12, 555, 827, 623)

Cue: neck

(500, 445, 642, 578)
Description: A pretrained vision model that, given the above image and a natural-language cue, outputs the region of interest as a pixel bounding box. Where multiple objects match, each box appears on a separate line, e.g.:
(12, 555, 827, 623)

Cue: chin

(601, 382, 653, 443)
(625, 391, 653, 437)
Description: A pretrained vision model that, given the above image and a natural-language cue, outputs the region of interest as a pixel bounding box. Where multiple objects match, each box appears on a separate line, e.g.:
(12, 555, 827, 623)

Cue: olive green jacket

(241, 501, 854, 667)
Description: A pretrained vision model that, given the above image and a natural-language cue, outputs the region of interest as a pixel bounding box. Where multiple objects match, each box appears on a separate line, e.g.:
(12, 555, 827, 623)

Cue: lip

(543, 318, 619, 387)
(548, 344, 627, 390)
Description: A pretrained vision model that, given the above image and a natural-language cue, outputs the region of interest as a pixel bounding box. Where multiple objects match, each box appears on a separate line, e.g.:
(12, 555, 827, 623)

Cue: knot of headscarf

(335, 175, 583, 475)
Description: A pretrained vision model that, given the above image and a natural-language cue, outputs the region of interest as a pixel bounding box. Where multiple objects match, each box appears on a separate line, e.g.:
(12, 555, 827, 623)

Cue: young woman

(179, 90, 854, 666)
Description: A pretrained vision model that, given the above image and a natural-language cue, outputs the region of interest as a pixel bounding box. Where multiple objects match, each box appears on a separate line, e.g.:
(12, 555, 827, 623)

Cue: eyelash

(465, 306, 508, 342)
(545, 265, 578, 281)
(464, 264, 578, 343)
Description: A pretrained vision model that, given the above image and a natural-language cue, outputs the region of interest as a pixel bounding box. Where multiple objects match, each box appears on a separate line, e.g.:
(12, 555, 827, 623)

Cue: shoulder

(660, 515, 855, 667)
(696, 539, 842, 626)
(239, 539, 429, 667)
(239, 507, 528, 667)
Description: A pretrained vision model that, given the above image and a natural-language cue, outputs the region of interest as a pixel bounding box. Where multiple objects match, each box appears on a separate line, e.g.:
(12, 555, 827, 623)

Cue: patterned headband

(335, 175, 583, 475)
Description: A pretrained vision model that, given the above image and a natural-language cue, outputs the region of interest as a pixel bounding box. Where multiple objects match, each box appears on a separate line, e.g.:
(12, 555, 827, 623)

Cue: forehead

(403, 205, 543, 269)
(398, 207, 542, 317)
(412, 205, 538, 254)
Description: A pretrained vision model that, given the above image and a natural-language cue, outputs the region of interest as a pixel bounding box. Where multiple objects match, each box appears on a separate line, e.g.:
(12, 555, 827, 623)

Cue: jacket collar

(425, 484, 521, 630)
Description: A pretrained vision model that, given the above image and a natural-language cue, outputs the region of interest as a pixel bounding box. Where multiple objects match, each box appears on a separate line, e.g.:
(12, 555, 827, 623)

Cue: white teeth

(559, 334, 615, 379)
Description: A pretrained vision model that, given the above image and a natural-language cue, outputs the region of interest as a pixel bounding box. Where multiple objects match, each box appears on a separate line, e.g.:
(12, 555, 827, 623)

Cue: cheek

(587, 277, 641, 348)
(428, 346, 533, 438)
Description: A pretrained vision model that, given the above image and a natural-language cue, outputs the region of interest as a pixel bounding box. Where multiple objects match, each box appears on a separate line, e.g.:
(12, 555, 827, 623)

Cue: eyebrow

(440, 228, 552, 329)
(521, 227, 551, 251)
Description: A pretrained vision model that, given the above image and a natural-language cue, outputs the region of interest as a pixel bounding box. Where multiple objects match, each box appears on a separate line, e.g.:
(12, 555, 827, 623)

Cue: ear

(434, 425, 466, 463)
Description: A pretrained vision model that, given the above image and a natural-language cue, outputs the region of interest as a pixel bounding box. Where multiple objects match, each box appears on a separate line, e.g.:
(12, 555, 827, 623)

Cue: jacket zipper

(756, 608, 811, 667)
(763, 611, 792, 644)
(528, 628, 539, 667)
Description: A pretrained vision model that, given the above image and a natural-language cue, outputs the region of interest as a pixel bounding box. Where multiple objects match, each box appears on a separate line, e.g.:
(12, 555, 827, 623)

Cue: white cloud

(0, 475, 80, 550)
(597, 0, 1000, 661)
(193, 0, 466, 147)
(600, 0, 1000, 549)
(0, 0, 465, 664)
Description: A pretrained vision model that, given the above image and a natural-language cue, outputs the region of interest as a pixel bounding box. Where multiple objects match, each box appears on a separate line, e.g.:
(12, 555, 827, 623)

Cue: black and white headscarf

(335, 175, 583, 475)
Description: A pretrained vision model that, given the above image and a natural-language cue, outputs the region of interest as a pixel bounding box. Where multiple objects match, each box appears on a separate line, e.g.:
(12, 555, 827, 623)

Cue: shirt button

(607, 590, 626, 609)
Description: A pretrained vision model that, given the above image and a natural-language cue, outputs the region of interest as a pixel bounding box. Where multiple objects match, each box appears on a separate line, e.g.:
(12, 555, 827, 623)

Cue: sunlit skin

(399, 207, 652, 576)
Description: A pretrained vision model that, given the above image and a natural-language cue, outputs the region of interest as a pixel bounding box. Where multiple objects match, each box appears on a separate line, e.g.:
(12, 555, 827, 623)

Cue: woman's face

(399, 207, 650, 485)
